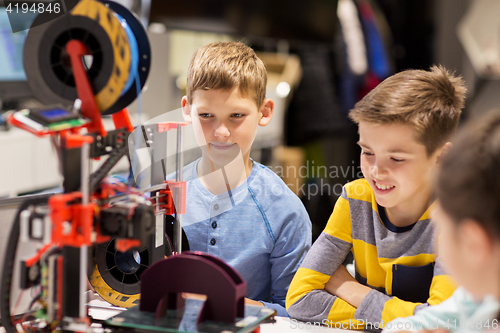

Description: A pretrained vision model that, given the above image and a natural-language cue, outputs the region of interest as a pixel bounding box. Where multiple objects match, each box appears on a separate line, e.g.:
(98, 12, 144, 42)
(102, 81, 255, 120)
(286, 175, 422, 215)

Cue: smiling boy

(178, 42, 312, 316)
(286, 66, 466, 328)
(382, 112, 500, 333)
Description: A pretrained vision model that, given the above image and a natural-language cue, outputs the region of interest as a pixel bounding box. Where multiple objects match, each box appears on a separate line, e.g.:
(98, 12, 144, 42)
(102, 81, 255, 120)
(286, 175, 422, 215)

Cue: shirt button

(210, 238, 216, 245)
(211, 221, 217, 229)
(214, 204, 219, 210)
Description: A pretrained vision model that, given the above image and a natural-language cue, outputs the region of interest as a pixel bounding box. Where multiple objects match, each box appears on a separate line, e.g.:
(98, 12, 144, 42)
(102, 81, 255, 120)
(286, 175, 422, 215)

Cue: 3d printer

(0, 1, 275, 332)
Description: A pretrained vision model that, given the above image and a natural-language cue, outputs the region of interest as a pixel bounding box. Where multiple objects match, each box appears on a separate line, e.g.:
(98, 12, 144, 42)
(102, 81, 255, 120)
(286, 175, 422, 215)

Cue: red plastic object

(112, 108, 134, 132)
(156, 185, 175, 215)
(23, 191, 111, 269)
(24, 243, 54, 267)
(157, 121, 187, 133)
(115, 239, 142, 252)
(166, 181, 187, 215)
(64, 134, 94, 149)
(8, 113, 86, 138)
(8, 114, 59, 137)
(154, 181, 186, 215)
(49, 193, 96, 247)
(66, 39, 107, 137)
(140, 252, 246, 325)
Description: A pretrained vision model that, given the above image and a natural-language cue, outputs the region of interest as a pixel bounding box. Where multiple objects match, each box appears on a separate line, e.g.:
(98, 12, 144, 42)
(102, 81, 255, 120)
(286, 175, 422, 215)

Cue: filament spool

(23, 0, 150, 115)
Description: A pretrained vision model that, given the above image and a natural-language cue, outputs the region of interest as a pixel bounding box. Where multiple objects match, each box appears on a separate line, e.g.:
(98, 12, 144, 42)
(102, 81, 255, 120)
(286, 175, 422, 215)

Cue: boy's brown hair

(436, 111, 500, 238)
(349, 65, 467, 155)
(186, 42, 267, 108)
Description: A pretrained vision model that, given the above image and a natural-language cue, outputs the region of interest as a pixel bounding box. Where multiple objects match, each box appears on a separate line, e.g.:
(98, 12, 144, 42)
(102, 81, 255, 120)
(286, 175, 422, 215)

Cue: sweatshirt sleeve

(383, 287, 500, 333)
(286, 192, 356, 323)
(287, 184, 457, 328)
(354, 259, 457, 327)
(263, 190, 312, 316)
(382, 287, 465, 332)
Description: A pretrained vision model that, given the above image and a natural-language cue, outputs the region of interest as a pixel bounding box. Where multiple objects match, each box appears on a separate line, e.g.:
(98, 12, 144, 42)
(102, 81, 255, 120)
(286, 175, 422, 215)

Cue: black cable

(0, 194, 52, 333)
(89, 145, 129, 193)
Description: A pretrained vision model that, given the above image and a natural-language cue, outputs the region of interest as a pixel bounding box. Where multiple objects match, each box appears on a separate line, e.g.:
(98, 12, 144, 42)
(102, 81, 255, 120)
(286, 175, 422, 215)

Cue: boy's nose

(370, 160, 387, 179)
(214, 123, 230, 138)
(369, 165, 379, 179)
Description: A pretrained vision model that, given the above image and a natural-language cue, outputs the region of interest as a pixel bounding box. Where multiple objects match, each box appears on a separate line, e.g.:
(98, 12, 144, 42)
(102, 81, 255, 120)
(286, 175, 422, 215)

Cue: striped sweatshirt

(286, 178, 456, 329)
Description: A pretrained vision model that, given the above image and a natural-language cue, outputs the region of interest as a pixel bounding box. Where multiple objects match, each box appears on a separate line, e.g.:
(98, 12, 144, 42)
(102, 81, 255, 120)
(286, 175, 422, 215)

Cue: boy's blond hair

(349, 65, 467, 155)
(186, 42, 267, 108)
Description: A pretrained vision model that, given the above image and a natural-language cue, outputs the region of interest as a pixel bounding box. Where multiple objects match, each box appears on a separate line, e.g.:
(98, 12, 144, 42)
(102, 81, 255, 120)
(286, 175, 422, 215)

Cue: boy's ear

(435, 142, 452, 164)
(181, 96, 192, 123)
(459, 219, 495, 265)
(258, 98, 274, 127)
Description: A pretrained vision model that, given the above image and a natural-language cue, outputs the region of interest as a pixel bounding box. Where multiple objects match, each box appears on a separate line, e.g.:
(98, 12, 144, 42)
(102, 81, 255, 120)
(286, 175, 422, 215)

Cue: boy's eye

(362, 151, 374, 156)
(391, 157, 404, 162)
(199, 113, 212, 118)
(231, 113, 245, 118)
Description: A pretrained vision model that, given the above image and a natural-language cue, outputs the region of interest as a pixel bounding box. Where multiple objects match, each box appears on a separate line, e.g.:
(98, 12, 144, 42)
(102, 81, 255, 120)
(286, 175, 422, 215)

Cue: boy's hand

(183, 293, 264, 307)
(183, 292, 207, 300)
(244, 298, 264, 307)
(324, 265, 372, 308)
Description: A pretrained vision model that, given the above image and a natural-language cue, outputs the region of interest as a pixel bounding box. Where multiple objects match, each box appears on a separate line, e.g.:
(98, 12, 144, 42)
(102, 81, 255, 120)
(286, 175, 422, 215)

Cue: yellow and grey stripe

(286, 178, 456, 326)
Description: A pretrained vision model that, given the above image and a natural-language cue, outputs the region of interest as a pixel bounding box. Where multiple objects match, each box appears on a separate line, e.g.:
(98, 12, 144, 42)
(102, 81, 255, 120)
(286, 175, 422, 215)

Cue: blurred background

(1, 0, 498, 241)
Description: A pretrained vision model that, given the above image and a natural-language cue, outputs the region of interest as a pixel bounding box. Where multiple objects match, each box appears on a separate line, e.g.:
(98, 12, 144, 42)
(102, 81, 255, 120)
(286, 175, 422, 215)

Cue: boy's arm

(285, 232, 358, 324)
(286, 193, 357, 323)
(265, 195, 312, 316)
(382, 287, 465, 333)
(325, 264, 372, 307)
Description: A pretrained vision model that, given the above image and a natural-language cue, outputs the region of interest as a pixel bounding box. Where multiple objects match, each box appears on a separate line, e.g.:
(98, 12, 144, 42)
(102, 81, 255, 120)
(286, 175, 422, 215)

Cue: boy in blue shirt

(178, 41, 312, 316)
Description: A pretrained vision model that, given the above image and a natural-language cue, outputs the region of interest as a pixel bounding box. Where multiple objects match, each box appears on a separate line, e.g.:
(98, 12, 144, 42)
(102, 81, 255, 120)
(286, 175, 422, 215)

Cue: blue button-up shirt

(175, 159, 312, 316)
